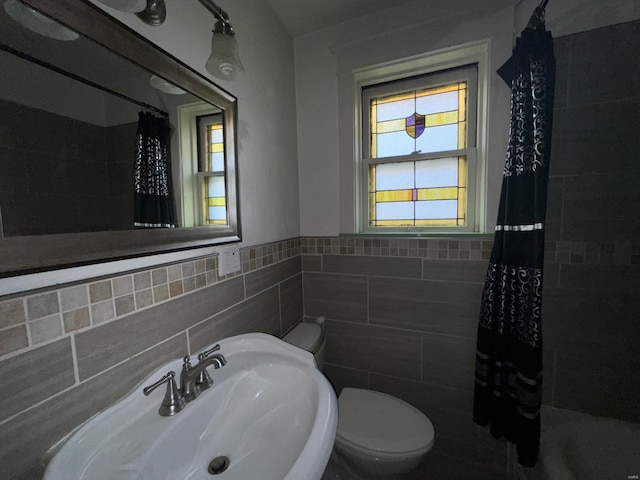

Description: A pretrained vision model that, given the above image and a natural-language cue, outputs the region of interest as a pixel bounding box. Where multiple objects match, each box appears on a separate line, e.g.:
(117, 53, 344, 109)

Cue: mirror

(0, 0, 240, 276)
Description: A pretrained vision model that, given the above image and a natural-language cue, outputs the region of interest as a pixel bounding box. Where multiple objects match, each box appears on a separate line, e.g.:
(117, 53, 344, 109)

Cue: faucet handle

(183, 355, 192, 369)
(142, 371, 186, 416)
(198, 344, 221, 360)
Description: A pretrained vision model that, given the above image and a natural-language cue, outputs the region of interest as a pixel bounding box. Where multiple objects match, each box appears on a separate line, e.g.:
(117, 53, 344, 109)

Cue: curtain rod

(0, 43, 169, 118)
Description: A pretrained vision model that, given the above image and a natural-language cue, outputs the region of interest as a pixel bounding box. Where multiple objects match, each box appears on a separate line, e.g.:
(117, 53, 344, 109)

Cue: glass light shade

(205, 31, 245, 81)
(4, 0, 78, 41)
(95, 0, 146, 13)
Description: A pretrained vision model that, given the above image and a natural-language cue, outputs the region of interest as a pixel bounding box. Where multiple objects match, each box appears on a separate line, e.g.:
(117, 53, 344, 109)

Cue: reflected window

(197, 114, 227, 225)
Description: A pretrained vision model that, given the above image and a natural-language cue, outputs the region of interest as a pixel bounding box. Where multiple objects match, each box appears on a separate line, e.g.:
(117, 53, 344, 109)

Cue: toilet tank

(283, 322, 325, 370)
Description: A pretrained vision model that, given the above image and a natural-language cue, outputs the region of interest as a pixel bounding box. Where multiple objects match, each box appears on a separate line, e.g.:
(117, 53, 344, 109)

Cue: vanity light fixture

(198, 0, 245, 81)
(3, 0, 79, 40)
(96, 0, 166, 26)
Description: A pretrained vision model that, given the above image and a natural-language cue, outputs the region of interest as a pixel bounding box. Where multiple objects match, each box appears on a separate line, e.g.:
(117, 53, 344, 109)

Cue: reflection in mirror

(0, 0, 240, 276)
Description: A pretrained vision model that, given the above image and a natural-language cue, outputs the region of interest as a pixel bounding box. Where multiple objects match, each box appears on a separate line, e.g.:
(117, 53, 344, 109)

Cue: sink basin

(43, 333, 338, 480)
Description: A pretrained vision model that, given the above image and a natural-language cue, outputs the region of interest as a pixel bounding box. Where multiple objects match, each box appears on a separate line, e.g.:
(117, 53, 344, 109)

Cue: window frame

(350, 40, 490, 235)
(361, 66, 478, 233)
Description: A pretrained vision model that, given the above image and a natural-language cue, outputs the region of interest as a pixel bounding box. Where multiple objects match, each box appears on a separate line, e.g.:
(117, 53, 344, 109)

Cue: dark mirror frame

(0, 0, 241, 277)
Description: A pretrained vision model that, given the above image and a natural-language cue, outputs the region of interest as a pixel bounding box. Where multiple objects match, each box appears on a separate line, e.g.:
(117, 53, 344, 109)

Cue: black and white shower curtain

(473, 14, 555, 468)
(134, 111, 176, 228)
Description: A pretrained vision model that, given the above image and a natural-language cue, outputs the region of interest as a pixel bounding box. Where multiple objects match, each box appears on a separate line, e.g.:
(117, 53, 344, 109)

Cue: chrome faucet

(143, 344, 227, 416)
(180, 345, 227, 402)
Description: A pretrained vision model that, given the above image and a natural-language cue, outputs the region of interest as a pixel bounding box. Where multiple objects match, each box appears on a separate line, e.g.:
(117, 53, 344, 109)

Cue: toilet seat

(335, 388, 434, 458)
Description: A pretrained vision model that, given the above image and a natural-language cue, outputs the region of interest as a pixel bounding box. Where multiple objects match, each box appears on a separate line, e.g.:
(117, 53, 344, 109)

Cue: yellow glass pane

(211, 143, 224, 153)
(416, 187, 458, 201)
(414, 219, 459, 226)
(424, 111, 458, 127)
(458, 157, 467, 187)
(376, 190, 413, 202)
(208, 197, 226, 207)
(208, 219, 227, 225)
(458, 122, 467, 149)
(374, 220, 416, 226)
(458, 87, 467, 122)
(375, 91, 416, 105)
(457, 186, 467, 224)
(377, 119, 406, 133)
(415, 83, 460, 97)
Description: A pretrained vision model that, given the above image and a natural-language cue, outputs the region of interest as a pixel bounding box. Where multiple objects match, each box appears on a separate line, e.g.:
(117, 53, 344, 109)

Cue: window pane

(375, 97, 414, 121)
(376, 131, 415, 158)
(208, 206, 227, 221)
(415, 200, 457, 219)
(207, 176, 225, 197)
(376, 162, 414, 190)
(415, 157, 458, 187)
(416, 124, 458, 153)
(211, 152, 224, 172)
(209, 126, 223, 143)
(416, 91, 458, 115)
(376, 201, 414, 220)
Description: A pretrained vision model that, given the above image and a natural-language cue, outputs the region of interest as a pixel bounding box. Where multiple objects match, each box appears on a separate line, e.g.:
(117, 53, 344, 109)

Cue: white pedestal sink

(43, 333, 338, 480)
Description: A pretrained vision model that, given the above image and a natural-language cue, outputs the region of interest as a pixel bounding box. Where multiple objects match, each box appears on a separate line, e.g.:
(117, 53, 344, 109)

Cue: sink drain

(208, 456, 230, 475)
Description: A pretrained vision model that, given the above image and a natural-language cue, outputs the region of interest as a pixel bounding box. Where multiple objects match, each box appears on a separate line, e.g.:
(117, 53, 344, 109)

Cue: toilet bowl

(283, 320, 435, 480)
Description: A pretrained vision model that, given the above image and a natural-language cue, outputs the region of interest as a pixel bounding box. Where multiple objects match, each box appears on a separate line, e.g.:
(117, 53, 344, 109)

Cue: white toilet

(283, 319, 435, 480)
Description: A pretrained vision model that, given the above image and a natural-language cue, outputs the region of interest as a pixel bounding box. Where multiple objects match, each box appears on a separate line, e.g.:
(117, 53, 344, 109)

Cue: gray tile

(554, 346, 640, 422)
(422, 333, 476, 392)
(561, 172, 640, 241)
(325, 320, 422, 381)
(559, 264, 640, 294)
(59, 285, 88, 312)
(112, 276, 133, 297)
(89, 281, 112, 303)
(303, 272, 368, 323)
(301, 254, 322, 272)
(550, 101, 640, 176)
(29, 314, 63, 344)
(188, 287, 280, 353)
(369, 277, 483, 338)
(0, 324, 29, 355)
(567, 21, 640, 107)
(279, 274, 303, 335)
(26, 292, 59, 321)
(543, 288, 639, 352)
(323, 363, 368, 395)
(0, 334, 186, 480)
(422, 259, 487, 283)
(245, 256, 301, 297)
(63, 307, 90, 332)
(0, 338, 75, 423)
(75, 277, 244, 380)
(323, 254, 422, 278)
(0, 298, 25, 329)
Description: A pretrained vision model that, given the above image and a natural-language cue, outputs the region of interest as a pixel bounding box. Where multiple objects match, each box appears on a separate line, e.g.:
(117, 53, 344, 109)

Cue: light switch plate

(218, 245, 241, 276)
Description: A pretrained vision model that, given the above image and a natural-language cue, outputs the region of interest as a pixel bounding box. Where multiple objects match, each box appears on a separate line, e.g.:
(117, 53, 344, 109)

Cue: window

(362, 65, 478, 232)
(197, 114, 227, 225)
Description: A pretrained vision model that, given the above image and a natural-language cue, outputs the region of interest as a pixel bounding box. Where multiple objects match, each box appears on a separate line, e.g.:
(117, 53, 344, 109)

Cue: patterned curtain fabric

(134, 112, 176, 228)
(473, 19, 555, 467)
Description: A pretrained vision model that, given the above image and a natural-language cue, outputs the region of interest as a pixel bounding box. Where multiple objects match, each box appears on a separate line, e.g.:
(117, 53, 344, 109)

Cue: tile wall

(0, 238, 302, 480)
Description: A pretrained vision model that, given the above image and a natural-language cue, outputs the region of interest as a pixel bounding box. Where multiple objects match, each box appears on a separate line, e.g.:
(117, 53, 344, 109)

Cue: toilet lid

(336, 388, 434, 454)
(283, 323, 322, 352)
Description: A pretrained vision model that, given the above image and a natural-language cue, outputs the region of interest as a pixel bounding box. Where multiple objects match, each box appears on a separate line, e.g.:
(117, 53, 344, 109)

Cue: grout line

(70, 334, 80, 385)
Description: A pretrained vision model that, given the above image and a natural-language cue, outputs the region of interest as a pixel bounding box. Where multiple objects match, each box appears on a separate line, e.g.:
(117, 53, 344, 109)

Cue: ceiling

(266, 0, 419, 37)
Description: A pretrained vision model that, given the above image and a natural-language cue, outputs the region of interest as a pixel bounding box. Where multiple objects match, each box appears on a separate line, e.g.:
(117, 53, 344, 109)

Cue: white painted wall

(295, 0, 640, 236)
(93, 0, 301, 247)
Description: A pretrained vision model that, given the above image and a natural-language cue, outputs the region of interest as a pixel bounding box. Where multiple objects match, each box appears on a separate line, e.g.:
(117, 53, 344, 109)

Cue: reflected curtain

(134, 111, 176, 228)
(473, 14, 555, 468)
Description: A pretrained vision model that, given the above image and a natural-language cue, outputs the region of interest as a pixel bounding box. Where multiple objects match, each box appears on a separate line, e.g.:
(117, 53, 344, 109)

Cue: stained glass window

(363, 66, 477, 230)
(198, 116, 227, 225)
